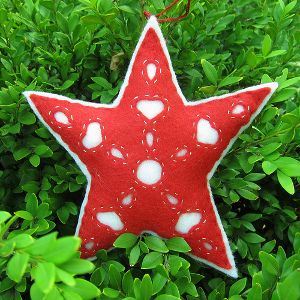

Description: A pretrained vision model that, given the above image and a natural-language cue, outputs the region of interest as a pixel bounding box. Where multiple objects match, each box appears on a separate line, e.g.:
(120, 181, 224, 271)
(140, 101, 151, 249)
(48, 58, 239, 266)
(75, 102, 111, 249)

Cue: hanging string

(144, 0, 191, 23)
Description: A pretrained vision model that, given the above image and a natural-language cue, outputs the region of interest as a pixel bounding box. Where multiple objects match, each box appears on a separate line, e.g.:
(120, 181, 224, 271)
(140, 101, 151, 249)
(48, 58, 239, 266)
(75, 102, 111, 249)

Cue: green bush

(0, 0, 299, 299)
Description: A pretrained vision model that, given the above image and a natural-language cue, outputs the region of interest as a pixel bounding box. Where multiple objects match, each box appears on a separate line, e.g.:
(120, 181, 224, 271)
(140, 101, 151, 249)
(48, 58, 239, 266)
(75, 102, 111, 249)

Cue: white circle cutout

(136, 160, 162, 185)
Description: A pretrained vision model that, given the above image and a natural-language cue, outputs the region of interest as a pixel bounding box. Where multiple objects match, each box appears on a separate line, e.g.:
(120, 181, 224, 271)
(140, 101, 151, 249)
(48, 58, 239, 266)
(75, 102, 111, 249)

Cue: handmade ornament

(24, 16, 277, 277)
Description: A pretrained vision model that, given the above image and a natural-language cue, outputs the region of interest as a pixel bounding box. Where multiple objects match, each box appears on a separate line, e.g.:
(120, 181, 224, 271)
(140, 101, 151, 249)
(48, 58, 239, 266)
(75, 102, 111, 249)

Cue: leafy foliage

(0, 0, 299, 299)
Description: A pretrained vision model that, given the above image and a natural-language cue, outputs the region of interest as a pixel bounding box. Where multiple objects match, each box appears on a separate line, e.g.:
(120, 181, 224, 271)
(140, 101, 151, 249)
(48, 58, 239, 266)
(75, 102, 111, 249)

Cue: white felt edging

(23, 16, 278, 278)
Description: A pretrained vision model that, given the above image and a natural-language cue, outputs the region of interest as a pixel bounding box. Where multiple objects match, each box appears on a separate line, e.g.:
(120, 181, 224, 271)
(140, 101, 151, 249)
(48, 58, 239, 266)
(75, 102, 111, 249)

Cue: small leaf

(103, 287, 119, 298)
(262, 34, 272, 56)
(129, 244, 140, 266)
(166, 237, 191, 252)
(219, 76, 243, 88)
(259, 252, 279, 276)
(7, 252, 29, 282)
(29, 155, 40, 167)
(43, 236, 81, 264)
(262, 161, 277, 175)
(64, 279, 100, 299)
(246, 283, 262, 300)
(201, 59, 218, 85)
(91, 77, 112, 89)
(141, 252, 163, 269)
(19, 111, 36, 125)
(156, 295, 179, 300)
(277, 170, 295, 194)
(141, 274, 153, 300)
(33, 262, 55, 293)
(242, 233, 265, 243)
(114, 233, 138, 249)
(229, 278, 247, 296)
(0, 211, 11, 224)
(9, 234, 34, 249)
(60, 258, 94, 275)
(13, 148, 31, 161)
(274, 157, 300, 177)
(15, 210, 33, 220)
(144, 236, 169, 253)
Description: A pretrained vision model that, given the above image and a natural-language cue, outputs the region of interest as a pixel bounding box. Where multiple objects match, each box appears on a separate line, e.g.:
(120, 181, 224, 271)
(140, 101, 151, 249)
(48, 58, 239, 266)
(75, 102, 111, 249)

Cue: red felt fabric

(26, 25, 274, 274)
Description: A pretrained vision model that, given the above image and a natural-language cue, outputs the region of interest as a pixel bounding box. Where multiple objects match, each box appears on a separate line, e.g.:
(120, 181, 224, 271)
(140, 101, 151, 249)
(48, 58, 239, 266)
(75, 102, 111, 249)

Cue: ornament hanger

(143, 0, 191, 23)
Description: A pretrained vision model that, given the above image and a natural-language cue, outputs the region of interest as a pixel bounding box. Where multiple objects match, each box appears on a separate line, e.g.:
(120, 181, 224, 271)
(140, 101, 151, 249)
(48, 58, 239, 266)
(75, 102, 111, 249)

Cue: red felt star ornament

(24, 17, 277, 277)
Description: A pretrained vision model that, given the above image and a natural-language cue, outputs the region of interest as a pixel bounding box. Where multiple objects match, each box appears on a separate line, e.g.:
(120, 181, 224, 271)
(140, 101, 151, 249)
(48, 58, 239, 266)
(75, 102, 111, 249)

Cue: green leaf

(113, 233, 138, 248)
(118, 5, 135, 13)
(219, 76, 243, 88)
(155, 295, 179, 300)
(229, 278, 247, 296)
(15, 210, 33, 220)
(262, 34, 272, 56)
(109, 264, 121, 290)
(64, 279, 100, 299)
(259, 252, 279, 276)
(103, 287, 119, 298)
(122, 270, 134, 295)
(141, 274, 153, 300)
(201, 59, 218, 85)
(81, 15, 101, 25)
(144, 236, 169, 253)
(43, 237, 81, 264)
(242, 233, 265, 243)
(7, 252, 29, 282)
(55, 267, 76, 286)
(277, 170, 295, 194)
(29, 154, 40, 167)
(152, 273, 168, 294)
(18, 111, 36, 125)
(60, 258, 94, 275)
(166, 237, 191, 252)
(33, 262, 55, 293)
(274, 157, 300, 177)
(262, 161, 277, 175)
(0, 211, 11, 224)
(129, 244, 140, 266)
(236, 189, 258, 200)
(13, 148, 31, 161)
(30, 283, 46, 300)
(246, 283, 262, 300)
(266, 50, 286, 58)
(141, 252, 163, 269)
(9, 234, 34, 249)
(27, 233, 57, 256)
(277, 270, 300, 300)
(279, 77, 300, 89)
(91, 77, 112, 89)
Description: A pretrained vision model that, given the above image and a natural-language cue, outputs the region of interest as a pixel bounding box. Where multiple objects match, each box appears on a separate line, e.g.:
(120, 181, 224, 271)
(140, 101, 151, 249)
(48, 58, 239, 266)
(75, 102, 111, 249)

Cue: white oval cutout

(166, 194, 179, 205)
(176, 149, 188, 157)
(122, 194, 133, 206)
(232, 104, 245, 114)
(85, 241, 94, 250)
(147, 63, 157, 80)
(96, 212, 124, 231)
(175, 212, 202, 234)
(137, 160, 162, 185)
(54, 111, 69, 124)
(82, 122, 102, 149)
(111, 148, 124, 159)
(146, 132, 154, 147)
(197, 119, 219, 145)
(136, 100, 164, 120)
(204, 242, 213, 251)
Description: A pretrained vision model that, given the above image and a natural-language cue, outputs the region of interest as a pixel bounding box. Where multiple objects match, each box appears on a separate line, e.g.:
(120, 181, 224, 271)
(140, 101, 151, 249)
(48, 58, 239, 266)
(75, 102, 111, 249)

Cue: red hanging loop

(144, 0, 191, 23)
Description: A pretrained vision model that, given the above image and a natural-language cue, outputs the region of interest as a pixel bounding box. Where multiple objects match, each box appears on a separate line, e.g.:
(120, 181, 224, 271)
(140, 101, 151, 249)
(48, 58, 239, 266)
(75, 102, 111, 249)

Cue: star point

(24, 17, 277, 277)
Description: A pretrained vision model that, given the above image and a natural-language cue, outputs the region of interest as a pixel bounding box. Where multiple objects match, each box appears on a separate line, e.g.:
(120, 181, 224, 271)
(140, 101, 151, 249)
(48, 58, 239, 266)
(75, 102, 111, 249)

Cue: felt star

(24, 17, 277, 277)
